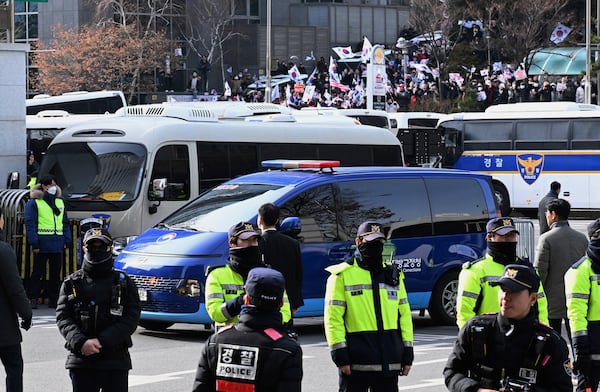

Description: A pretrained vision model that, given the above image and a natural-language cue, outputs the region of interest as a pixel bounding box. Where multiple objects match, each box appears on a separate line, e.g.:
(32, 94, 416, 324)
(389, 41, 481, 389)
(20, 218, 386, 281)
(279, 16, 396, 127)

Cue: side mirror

(150, 178, 167, 201)
(6, 171, 19, 189)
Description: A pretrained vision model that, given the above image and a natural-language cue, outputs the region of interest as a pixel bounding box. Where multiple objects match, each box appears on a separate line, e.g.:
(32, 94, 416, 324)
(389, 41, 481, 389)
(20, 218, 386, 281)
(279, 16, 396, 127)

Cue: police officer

(25, 175, 72, 309)
(324, 221, 414, 392)
(456, 217, 549, 329)
(445, 264, 573, 392)
(205, 222, 291, 328)
(193, 267, 302, 392)
(565, 218, 600, 392)
(56, 228, 141, 392)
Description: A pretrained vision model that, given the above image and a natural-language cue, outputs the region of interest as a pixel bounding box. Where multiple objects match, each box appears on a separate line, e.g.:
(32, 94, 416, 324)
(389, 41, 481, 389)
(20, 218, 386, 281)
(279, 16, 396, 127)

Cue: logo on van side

(157, 233, 177, 243)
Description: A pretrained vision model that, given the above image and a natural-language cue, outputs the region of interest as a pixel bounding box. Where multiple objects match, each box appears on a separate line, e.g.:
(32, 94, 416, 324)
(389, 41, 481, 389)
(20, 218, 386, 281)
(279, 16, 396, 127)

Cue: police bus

(26, 90, 126, 115)
(408, 102, 600, 216)
(37, 104, 404, 253)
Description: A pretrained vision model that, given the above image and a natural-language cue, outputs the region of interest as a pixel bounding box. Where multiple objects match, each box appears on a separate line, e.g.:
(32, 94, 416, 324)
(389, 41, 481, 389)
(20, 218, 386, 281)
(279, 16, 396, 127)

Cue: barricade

(514, 218, 535, 263)
(0, 189, 80, 289)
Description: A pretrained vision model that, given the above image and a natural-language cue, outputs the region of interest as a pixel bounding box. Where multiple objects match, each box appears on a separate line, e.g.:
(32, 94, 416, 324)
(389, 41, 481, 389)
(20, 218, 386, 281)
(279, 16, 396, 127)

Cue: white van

(37, 104, 404, 249)
(297, 107, 394, 132)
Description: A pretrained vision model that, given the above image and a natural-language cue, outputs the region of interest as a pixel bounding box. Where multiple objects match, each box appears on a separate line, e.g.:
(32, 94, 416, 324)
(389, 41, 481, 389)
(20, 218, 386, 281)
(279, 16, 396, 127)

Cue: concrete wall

(0, 43, 28, 188)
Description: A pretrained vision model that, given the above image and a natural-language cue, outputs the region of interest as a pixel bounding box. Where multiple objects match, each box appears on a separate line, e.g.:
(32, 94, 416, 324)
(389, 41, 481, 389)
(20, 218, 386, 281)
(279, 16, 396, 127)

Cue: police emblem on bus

(157, 233, 177, 243)
(516, 154, 543, 185)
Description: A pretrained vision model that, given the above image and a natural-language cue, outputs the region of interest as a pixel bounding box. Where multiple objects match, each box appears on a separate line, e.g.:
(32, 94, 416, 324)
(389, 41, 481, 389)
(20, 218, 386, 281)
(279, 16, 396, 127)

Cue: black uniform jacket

(0, 232, 32, 347)
(193, 306, 303, 392)
(56, 268, 140, 369)
(260, 229, 304, 309)
(444, 312, 573, 392)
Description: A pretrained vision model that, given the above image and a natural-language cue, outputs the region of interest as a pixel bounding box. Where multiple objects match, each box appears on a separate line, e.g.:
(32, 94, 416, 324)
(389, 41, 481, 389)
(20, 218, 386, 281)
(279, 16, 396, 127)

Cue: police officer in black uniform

(444, 264, 573, 392)
(193, 267, 302, 392)
(56, 228, 141, 392)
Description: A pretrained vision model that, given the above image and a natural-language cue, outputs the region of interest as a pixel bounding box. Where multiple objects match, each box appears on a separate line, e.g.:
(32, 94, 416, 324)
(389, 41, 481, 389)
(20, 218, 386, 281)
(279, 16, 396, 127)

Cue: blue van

(114, 160, 498, 329)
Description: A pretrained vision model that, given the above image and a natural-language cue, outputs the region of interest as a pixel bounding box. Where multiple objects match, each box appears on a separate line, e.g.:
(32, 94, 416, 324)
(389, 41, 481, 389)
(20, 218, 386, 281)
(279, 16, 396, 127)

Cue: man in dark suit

(257, 203, 304, 314)
(537, 181, 560, 235)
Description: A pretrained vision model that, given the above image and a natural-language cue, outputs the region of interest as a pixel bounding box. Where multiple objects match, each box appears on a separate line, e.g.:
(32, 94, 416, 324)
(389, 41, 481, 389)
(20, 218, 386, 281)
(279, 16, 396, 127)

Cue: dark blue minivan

(114, 160, 498, 330)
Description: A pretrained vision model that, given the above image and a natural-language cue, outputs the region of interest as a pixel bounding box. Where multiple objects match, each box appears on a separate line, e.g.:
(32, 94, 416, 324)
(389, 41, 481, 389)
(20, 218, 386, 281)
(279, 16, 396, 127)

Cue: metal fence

(0, 189, 80, 286)
(514, 218, 535, 263)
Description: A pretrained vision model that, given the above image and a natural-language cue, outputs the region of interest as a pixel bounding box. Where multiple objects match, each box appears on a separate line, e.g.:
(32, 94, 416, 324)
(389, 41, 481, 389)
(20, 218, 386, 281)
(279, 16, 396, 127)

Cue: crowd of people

(220, 43, 592, 112)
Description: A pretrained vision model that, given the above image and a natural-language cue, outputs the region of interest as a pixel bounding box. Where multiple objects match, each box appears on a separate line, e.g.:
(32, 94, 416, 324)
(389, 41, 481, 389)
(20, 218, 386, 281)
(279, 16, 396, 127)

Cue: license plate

(138, 289, 148, 302)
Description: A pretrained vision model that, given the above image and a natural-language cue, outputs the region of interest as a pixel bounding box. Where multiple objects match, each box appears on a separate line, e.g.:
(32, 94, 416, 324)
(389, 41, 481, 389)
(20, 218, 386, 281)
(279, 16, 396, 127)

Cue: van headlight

(112, 235, 138, 255)
(176, 279, 202, 297)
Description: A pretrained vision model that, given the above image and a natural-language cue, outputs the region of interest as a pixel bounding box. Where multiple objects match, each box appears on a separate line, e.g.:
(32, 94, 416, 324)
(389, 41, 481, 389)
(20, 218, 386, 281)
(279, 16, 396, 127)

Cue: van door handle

(563, 191, 570, 196)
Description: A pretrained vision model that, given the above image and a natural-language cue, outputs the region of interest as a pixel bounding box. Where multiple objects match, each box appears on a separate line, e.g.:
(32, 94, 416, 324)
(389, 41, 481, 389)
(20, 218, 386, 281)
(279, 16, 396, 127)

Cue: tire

(428, 271, 459, 325)
(493, 182, 511, 217)
(138, 320, 174, 331)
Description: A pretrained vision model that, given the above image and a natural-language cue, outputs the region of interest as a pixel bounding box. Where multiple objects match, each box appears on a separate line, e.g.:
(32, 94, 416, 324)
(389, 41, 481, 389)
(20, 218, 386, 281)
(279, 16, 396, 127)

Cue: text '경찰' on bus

(37, 103, 404, 252)
(113, 159, 501, 330)
(432, 101, 600, 217)
(26, 90, 126, 115)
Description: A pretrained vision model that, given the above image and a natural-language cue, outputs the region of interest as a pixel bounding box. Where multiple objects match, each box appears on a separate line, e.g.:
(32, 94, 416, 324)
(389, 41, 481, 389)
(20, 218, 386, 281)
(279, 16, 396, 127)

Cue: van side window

(336, 178, 433, 239)
(425, 178, 489, 235)
(197, 142, 258, 191)
(150, 145, 190, 201)
(280, 184, 339, 243)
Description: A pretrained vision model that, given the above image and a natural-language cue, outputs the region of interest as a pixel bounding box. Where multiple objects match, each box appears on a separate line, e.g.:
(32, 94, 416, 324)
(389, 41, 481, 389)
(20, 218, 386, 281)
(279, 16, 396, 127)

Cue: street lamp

(484, 28, 491, 67)
(395, 37, 410, 85)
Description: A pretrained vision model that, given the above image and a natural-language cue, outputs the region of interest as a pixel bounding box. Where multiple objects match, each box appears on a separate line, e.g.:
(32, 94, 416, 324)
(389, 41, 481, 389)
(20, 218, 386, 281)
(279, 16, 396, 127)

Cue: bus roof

(437, 108, 600, 125)
(484, 102, 600, 113)
(49, 108, 401, 150)
(26, 111, 116, 129)
(27, 90, 125, 106)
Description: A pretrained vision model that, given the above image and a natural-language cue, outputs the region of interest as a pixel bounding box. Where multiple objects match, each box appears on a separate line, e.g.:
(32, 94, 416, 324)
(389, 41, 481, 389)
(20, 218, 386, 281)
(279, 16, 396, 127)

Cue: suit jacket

(537, 190, 558, 235)
(0, 231, 32, 347)
(534, 221, 588, 319)
(260, 229, 304, 309)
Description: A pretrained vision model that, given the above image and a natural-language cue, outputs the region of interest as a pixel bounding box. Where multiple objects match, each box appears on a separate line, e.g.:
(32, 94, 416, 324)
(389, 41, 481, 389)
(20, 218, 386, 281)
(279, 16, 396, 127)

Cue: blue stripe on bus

(455, 152, 600, 172)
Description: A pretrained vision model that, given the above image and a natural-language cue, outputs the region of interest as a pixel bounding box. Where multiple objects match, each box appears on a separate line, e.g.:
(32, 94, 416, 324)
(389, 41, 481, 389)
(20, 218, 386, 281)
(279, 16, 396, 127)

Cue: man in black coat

(56, 228, 140, 392)
(257, 203, 304, 313)
(193, 268, 303, 392)
(0, 207, 32, 392)
(538, 181, 560, 235)
(444, 264, 573, 392)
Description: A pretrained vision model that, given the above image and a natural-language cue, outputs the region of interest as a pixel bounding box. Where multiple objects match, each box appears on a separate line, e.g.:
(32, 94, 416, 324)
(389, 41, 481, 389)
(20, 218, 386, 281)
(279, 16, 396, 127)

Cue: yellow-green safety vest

(35, 198, 65, 236)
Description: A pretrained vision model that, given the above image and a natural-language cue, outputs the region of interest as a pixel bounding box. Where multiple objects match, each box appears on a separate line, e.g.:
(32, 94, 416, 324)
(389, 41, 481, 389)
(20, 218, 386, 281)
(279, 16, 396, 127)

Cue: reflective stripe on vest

(35, 198, 64, 236)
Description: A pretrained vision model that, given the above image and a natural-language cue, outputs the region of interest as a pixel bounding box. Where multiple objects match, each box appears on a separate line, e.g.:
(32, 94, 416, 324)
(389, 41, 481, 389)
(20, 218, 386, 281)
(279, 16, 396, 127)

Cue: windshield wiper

(68, 193, 121, 208)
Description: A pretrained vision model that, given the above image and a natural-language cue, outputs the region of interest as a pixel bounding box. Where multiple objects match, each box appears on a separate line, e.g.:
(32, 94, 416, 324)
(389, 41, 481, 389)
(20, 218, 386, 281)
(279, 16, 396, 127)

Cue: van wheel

(493, 183, 511, 217)
(139, 320, 174, 331)
(428, 271, 458, 325)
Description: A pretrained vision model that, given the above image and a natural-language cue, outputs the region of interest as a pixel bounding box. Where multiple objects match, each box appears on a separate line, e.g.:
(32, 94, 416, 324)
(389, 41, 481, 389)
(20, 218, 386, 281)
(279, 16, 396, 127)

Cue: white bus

(435, 102, 600, 216)
(26, 111, 115, 159)
(26, 91, 126, 115)
(37, 104, 404, 249)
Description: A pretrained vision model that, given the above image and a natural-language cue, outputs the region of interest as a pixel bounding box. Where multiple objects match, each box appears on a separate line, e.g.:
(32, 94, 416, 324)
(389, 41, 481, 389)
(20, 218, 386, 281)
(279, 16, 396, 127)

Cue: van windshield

(39, 142, 146, 202)
(161, 183, 286, 231)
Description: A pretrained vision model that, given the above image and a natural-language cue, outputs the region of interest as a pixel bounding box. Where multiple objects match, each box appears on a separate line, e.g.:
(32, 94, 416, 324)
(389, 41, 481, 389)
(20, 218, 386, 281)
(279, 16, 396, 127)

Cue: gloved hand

(574, 354, 592, 376)
(224, 293, 245, 318)
(401, 346, 414, 366)
(21, 317, 32, 331)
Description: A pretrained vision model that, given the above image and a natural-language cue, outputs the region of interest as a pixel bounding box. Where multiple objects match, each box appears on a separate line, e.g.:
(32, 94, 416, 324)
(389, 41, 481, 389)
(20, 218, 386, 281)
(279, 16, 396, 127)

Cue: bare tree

(184, 0, 244, 90)
(409, 0, 462, 95)
(95, 0, 176, 103)
(449, 0, 570, 71)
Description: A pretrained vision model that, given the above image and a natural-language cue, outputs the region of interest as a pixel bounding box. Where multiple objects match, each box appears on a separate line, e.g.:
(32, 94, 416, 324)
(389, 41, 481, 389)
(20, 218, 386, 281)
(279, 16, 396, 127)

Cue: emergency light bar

(261, 159, 341, 169)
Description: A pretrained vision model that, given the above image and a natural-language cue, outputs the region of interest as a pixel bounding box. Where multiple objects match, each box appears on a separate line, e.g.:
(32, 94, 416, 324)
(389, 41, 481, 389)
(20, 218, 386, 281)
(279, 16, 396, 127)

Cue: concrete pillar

(0, 43, 29, 188)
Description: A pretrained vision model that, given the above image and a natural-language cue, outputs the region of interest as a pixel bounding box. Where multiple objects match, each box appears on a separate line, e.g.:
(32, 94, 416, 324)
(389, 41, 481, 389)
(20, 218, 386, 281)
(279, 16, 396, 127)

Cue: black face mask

(487, 241, 517, 266)
(357, 241, 384, 272)
(229, 246, 262, 279)
(587, 238, 600, 274)
(82, 252, 114, 278)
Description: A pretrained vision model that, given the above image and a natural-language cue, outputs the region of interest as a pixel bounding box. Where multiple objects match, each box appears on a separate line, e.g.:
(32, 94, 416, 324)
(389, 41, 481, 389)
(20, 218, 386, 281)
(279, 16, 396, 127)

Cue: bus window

(150, 145, 190, 201)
